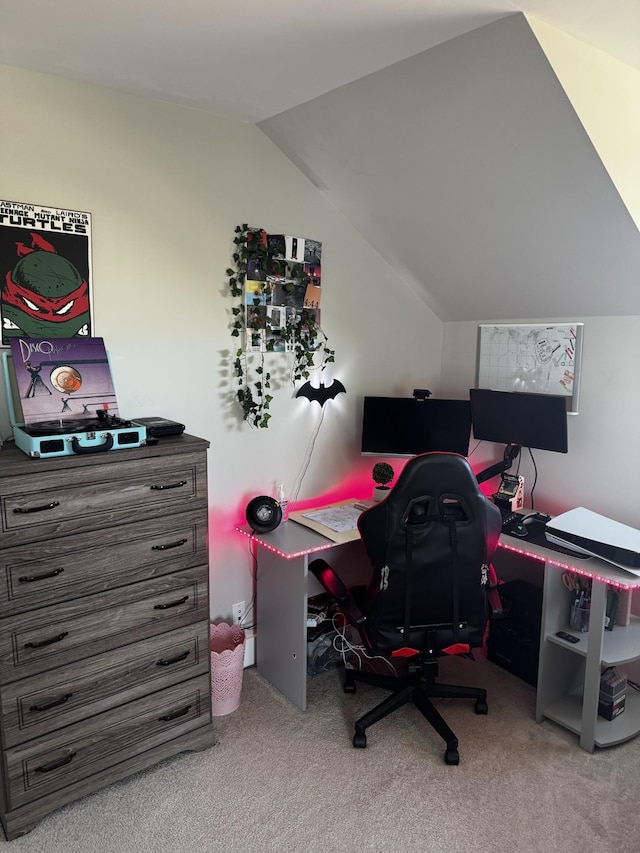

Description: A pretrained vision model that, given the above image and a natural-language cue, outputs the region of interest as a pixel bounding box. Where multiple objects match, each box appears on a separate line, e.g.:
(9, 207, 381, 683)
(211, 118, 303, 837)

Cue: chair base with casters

(310, 553, 492, 765)
(343, 641, 488, 765)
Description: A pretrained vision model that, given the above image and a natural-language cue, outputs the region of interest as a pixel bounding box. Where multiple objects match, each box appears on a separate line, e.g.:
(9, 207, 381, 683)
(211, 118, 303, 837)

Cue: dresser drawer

(4, 673, 211, 811)
(0, 510, 207, 617)
(0, 566, 208, 682)
(0, 621, 210, 748)
(0, 450, 207, 546)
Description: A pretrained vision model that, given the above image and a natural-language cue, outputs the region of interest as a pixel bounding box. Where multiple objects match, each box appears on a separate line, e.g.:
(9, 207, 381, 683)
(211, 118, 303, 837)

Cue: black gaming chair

(309, 452, 502, 765)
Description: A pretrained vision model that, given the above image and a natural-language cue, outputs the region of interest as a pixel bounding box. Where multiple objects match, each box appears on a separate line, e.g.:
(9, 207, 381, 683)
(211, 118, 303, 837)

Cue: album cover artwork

(9, 337, 118, 425)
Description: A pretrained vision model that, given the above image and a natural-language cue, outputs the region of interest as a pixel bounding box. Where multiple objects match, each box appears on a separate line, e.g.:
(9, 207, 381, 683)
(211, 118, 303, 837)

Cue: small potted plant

(372, 462, 395, 502)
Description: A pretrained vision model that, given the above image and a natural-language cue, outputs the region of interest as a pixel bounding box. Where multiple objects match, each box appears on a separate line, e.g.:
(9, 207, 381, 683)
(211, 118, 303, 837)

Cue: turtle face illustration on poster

(0, 201, 93, 345)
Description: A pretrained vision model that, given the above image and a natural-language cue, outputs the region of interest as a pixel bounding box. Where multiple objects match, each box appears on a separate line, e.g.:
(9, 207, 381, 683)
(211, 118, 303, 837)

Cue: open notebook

(288, 499, 371, 544)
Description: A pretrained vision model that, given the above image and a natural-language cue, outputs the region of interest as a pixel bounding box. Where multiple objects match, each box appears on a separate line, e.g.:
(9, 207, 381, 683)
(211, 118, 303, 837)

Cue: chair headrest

(360, 452, 499, 538)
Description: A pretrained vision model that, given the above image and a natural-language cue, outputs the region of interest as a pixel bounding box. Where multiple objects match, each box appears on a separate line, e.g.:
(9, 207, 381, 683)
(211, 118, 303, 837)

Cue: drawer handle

(150, 480, 187, 491)
(152, 538, 188, 551)
(30, 693, 73, 713)
(19, 567, 65, 583)
(156, 650, 191, 666)
(34, 751, 76, 773)
(13, 501, 60, 515)
(24, 631, 69, 649)
(154, 595, 189, 610)
(159, 704, 192, 722)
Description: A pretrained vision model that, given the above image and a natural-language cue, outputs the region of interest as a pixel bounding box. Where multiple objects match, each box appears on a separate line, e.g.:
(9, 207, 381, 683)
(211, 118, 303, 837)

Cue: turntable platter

(25, 418, 95, 436)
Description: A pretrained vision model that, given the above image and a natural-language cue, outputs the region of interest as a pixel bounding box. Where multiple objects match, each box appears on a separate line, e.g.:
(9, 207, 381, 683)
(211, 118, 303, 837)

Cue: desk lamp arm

(475, 444, 521, 485)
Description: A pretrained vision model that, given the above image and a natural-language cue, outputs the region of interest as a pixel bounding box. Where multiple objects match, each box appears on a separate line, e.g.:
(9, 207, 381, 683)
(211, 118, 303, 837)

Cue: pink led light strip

(236, 525, 638, 587)
(235, 526, 334, 560)
(498, 541, 635, 590)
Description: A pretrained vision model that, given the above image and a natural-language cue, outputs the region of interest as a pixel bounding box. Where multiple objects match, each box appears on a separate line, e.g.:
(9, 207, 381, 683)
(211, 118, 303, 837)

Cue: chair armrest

(309, 558, 367, 630)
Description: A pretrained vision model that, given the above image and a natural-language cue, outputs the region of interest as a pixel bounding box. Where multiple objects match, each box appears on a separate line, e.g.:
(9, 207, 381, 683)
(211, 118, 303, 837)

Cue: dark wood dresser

(0, 433, 214, 839)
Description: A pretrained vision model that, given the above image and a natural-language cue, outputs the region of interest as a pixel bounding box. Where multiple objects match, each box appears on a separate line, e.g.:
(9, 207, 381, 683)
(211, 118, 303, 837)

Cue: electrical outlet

(232, 600, 245, 626)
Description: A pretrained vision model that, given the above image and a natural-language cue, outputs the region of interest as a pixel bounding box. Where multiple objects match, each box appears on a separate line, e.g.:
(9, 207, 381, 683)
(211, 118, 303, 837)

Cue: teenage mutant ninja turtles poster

(0, 200, 93, 346)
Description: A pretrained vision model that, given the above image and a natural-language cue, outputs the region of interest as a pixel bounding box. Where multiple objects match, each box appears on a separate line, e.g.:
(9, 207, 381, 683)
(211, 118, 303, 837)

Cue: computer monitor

(361, 397, 472, 457)
(469, 388, 568, 453)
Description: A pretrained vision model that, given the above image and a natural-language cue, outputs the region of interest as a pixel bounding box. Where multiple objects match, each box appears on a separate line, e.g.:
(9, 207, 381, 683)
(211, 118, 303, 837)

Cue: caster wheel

(344, 681, 356, 694)
(445, 748, 460, 765)
(475, 699, 488, 715)
(353, 732, 367, 748)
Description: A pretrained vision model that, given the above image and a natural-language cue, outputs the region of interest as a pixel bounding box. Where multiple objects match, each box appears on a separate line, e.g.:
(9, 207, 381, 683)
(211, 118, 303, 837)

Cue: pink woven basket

(209, 622, 246, 716)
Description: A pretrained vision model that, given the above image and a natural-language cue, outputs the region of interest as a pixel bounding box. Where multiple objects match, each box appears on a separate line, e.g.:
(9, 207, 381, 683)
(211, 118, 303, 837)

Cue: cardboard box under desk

(598, 694, 626, 720)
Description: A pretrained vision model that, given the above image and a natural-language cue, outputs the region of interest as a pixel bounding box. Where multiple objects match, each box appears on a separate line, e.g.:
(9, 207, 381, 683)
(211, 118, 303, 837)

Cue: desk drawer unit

(0, 434, 214, 840)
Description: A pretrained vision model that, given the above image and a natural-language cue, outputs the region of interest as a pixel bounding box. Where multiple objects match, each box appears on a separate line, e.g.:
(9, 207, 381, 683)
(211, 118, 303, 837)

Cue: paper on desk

(302, 504, 363, 533)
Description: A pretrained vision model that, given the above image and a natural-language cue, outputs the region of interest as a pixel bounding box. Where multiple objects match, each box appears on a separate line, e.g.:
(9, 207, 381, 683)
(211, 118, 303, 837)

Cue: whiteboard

(477, 323, 583, 413)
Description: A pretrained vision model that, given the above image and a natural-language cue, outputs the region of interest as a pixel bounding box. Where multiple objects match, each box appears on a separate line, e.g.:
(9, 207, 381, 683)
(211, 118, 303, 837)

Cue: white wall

(0, 64, 443, 623)
(441, 317, 640, 528)
(529, 17, 640, 230)
(438, 23, 640, 529)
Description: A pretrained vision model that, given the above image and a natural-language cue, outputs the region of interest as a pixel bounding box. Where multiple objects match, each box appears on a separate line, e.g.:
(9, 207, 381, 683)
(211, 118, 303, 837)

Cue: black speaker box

(487, 579, 543, 686)
(134, 417, 185, 437)
(245, 495, 282, 533)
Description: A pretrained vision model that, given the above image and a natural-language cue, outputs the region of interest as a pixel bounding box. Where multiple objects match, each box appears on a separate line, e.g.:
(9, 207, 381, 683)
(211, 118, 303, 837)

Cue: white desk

(237, 519, 640, 752)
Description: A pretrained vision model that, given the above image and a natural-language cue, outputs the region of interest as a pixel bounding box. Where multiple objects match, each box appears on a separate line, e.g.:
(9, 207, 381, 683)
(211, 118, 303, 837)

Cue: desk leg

(256, 548, 309, 711)
(579, 578, 607, 752)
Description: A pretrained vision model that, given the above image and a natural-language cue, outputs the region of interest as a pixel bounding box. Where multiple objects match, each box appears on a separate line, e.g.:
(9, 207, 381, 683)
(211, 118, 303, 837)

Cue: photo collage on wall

(244, 231, 322, 353)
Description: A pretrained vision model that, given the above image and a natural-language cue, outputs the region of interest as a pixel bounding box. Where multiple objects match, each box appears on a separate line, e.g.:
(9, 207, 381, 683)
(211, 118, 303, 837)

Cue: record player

(2, 338, 146, 459)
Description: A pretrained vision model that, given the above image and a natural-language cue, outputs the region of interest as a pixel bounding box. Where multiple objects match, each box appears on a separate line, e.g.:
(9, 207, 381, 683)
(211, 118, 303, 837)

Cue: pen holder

(569, 601, 590, 633)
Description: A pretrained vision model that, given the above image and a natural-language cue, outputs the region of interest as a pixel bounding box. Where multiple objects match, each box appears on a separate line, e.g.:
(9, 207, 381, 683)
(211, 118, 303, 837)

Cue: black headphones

(245, 496, 283, 533)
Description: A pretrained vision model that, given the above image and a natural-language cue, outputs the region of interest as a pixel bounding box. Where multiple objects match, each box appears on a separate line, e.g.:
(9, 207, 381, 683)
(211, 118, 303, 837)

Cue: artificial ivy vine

(226, 224, 335, 428)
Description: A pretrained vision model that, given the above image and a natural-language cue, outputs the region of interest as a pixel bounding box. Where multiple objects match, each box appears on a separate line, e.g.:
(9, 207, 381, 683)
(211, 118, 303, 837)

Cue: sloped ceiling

(259, 14, 640, 321)
(1, 0, 638, 121)
(1, 3, 639, 322)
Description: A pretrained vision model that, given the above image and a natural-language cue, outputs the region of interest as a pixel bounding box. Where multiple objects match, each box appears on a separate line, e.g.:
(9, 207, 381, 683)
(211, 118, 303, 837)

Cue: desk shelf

(601, 615, 640, 666)
(548, 632, 588, 656)
(537, 561, 640, 752)
(544, 688, 640, 748)
(547, 616, 640, 664)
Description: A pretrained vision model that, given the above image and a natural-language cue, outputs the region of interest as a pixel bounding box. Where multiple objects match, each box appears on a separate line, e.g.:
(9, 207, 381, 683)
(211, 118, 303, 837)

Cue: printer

(546, 507, 640, 573)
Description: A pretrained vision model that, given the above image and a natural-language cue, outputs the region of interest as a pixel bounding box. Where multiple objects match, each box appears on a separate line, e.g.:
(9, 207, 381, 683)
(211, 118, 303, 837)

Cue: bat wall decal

(295, 379, 346, 406)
